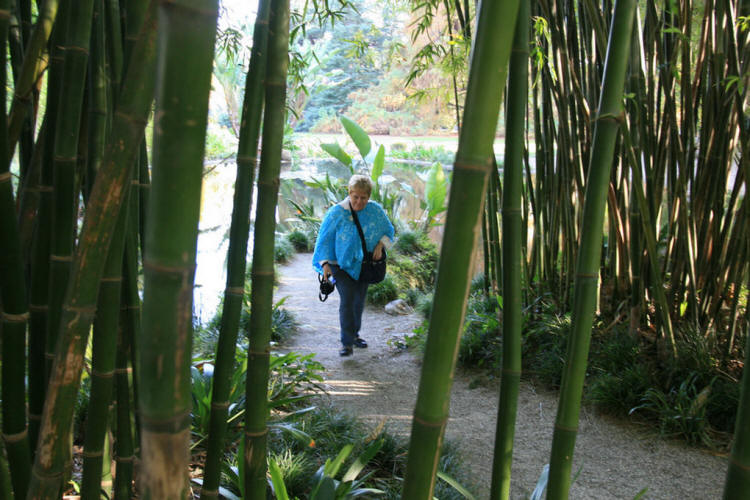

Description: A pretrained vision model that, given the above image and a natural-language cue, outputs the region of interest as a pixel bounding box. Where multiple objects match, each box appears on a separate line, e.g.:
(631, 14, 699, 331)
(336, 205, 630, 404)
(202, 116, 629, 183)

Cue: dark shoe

(353, 337, 368, 348)
(339, 346, 353, 356)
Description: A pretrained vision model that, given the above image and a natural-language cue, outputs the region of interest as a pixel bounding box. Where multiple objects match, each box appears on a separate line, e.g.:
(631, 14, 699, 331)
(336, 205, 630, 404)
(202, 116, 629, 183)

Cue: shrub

(286, 229, 312, 252)
(458, 293, 502, 371)
(274, 235, 295, 263)
(367, 275, 398, 306)
(522, 312, 571, 388)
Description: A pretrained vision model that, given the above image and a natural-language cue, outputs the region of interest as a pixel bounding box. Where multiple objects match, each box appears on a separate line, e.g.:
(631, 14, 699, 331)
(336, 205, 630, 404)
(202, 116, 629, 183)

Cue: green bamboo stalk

(723, 328, 750, 498)
(27, 4, 158, 495)
(136, 1, 217, 497)
(46, 0, 96, 385)
(486, 161, 501, 293)
(6, 0, 59, 163)
(0, 439, 12, 500)
(490, 2, 528, 497)
(243, 0, 290, 496)
(8, 0, 36, 184)
(113, 231, 140, 500)
(200, 0, 270, 495)
(0, 2, 33, 497)
(546, 1, 637, 498)
(81, 204, 130, 498)
(401, 0, 520, 497)
(84, 0, 110, 199)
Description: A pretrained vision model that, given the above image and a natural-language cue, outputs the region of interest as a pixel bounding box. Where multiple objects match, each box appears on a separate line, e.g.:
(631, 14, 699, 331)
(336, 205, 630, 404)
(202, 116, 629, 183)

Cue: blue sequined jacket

(312, 197, 394, 280)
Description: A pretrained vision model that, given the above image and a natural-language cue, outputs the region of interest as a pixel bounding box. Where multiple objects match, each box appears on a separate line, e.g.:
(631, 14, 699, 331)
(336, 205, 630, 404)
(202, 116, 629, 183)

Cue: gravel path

(275, 253, 728, 499)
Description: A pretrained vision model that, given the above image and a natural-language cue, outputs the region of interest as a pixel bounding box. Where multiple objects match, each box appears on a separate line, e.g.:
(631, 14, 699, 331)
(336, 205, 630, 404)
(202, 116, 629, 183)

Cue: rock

(384, 299, 413, 316)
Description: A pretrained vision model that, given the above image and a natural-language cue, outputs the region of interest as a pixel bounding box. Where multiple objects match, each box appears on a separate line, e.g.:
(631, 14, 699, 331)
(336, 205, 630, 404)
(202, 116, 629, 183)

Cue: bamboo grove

(0, 0, 748, 499)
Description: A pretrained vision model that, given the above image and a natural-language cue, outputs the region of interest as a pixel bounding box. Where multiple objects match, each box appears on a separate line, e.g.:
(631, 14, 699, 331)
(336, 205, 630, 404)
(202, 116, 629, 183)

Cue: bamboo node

(554, 423, 578, 433)
(115, 455, 135, 463)
(3, 429, 28, 443)
(82, 450, 104, 459)
(64, 305, 97, 315)
(143, 258, 196, 274)
(413, 415, 447, 428)
(226, 286, 245, 295)
(251, 269, 274, 277)
(101, 276, 123, 283)
(0, 172, 11, 182)
(729, 456, 750, 472)
(201, 488, 220, 497)
(453, 158, 491, 173)
(245, 428, 269, 438)
(0, 9, 11, 21)
(236, 154, 258, 163)
(50, 254, 73, 263)
(211, 401, 231, 410)
(91, 368, 115, 379)
(53, 154, 77, 163)
(1, 311, 30, 322)
(139, 410, 192, 433)
(37, 185, 53, 193)
(29, 304, 49, 312)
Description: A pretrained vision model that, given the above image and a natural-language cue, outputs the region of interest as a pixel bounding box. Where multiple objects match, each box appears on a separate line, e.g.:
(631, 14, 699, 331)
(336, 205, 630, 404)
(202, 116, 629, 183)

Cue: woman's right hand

(323, 263, 332, 281)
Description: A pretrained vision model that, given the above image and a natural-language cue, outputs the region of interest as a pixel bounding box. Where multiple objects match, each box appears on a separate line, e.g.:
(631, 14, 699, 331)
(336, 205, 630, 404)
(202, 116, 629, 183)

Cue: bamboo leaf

(269, 459, 290, 500)
(437, 471, 477, 499)
(341, 438, 384, 482)
(341, 116, 371, 159)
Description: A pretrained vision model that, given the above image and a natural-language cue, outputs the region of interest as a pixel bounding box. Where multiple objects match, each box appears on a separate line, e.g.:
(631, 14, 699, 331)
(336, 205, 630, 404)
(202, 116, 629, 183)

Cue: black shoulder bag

(350, 203, 387, 284)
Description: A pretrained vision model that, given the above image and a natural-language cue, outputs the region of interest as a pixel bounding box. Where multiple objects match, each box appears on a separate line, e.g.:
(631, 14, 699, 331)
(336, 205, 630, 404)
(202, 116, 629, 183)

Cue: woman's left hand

(372, 242, 384, 261)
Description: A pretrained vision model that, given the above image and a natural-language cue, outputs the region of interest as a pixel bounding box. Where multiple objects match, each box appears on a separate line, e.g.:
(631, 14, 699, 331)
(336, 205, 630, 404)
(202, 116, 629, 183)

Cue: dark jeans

(331, 264, 368, 347)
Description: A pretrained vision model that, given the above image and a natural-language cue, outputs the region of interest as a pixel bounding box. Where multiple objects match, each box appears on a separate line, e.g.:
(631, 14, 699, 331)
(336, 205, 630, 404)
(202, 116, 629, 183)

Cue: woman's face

(349, 189, 370, 212)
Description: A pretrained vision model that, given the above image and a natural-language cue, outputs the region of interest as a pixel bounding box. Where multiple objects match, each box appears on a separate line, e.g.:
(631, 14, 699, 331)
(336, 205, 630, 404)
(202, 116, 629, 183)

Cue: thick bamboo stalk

(723, 333, 750, 498)
(490, 2, 528, 497)
(546, 1, 637, 498)
(46, 0, 96, 385)
(81, 205, 129, 498)
(136, 1, 217, 497)
(200, 0, 270, 496)
(27, 4, 158, 495)
(0, 1, 33, 497)
(243, 0, 290, 496)
(401, 0, 520, 497)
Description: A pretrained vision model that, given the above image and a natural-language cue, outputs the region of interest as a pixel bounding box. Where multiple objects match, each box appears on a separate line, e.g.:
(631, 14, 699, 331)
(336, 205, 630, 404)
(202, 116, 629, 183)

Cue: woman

(312, 174, 395, 356)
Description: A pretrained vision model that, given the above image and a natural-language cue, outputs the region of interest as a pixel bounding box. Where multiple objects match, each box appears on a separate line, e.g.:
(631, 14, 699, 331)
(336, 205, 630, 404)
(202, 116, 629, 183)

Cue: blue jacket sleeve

(312, 206, 339, 274)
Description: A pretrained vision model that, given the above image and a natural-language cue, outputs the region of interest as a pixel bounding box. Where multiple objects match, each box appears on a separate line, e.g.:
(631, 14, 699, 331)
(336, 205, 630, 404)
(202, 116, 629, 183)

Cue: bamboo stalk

(200, 0, 270, 495)
(402, 0, 520, 497)
(136, 1, 217, 497)
(490, 2, 528, 497)
(6, 0, 59, 164)
(27, 3, 158, 495)
(546, 1, 637, 498)
(243, 0, 290, 496)
(723, 331, 750, 498)
(0, 1, 32, 496)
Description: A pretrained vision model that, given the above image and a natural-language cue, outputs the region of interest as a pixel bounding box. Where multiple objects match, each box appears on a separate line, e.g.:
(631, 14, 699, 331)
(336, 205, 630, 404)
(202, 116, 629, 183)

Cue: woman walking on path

(312, 175, 395, 356)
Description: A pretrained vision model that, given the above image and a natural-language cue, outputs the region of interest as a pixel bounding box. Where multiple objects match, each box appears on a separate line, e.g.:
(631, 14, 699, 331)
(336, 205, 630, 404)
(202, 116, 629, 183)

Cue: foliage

(522, 311, 571, 388)
(459, 293, 502, 371)
(366, 275, 398, 306)
(275, 234, 296, 263)
(286, 229, 313, 252)
(190, 350, 325, 451)
(262, 404, 474, 499)
(419, 162, 448, 230)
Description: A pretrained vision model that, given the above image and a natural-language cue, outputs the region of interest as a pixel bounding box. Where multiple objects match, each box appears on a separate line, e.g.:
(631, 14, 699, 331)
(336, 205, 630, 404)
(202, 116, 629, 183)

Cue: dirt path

(275, 253, 728, 499)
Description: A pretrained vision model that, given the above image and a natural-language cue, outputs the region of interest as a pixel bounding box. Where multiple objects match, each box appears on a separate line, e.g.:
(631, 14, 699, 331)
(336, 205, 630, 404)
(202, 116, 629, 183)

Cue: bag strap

(349, 202, 369, 261)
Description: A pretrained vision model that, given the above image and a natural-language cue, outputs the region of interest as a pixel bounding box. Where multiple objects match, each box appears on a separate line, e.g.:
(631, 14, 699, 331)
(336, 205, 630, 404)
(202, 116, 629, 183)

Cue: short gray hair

(348, 174, 373, 195)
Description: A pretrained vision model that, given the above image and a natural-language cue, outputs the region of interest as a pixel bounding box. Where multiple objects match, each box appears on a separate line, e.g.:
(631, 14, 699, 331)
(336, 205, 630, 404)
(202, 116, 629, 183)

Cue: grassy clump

(367, 275, 399, 306)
